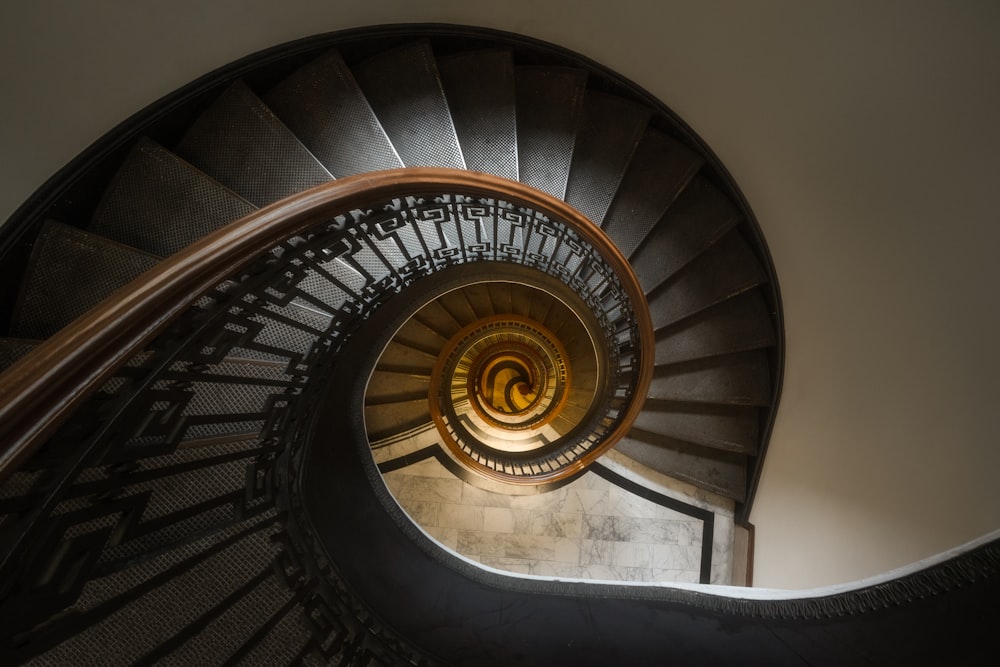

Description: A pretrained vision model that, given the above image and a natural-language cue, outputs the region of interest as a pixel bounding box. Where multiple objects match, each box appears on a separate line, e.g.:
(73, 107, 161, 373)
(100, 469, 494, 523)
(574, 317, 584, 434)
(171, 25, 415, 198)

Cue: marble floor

(380, 451, 735, 585)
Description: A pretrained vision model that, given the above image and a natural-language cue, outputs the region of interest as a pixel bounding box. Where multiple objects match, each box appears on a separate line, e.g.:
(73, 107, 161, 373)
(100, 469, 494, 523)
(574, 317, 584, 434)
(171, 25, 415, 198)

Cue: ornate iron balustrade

(0, 169, 652, 662)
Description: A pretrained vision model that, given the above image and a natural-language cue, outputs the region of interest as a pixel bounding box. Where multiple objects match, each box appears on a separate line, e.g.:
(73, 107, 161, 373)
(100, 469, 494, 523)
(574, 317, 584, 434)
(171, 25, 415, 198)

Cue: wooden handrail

(0, 168, 654, 483)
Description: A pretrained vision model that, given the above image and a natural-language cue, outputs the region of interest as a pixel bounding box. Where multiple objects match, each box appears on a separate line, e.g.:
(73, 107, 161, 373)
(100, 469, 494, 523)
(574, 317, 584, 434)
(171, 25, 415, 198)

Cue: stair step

(601, 128, 703, 254)
(631, 400, 758, 454)
(435, 289, 479, 328)
(264, 49, 403, 177)
(646, 231, 768, 330)
(0, 338, 39, 373)
(437, 49, 518, 181)
(412, 300, 463, 340)
(367, 369, 432, 402)
(365, 399, 432, 441)
(509, 283, 541, 320)
(515, 67, 587, 199)
(654, 290, 776, 364)
(649, 350, 771, 406)
(564, 92, 650, 224)
(392, 317, 448, 356)
(617, 430, 747, 501)
(352, 41, 465, 169)
(11, 221, 160, 339)
(375, 340, 438, 373)
(487, 282, 515, 314)
(458, 283, 495, 319)
(88, 139, 255, 257)
(365, 386, 429, 407)
(175, 81, 332, 207)
(629, 176, 743, 292)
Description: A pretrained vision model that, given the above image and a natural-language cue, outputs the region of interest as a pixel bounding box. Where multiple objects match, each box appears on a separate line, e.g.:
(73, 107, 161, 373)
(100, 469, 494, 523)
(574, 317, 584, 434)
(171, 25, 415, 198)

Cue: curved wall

(2, 0, 998, 588)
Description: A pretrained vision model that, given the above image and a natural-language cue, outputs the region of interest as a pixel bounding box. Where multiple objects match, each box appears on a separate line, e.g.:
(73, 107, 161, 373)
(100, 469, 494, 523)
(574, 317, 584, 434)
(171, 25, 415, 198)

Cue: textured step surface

(564, 92, 650, 224)
(649, 351, 771, 406)
(617, 430, 747, 501)
(437, 49, 518, 181)
(353, 41, 465, 169)
(176, 80, 332, 207)
(645, 231, 768, 330)
(632, 400, 759, 454)
(654, 290, 776, 363)
(515, 67, 587, 199)
(366, 370, 431, 404)
(89, 139, 256, 257)
(629, 176, 744, 293)
(365, 399, 434, 441)
(12, 221, 160, 339)
(601, 128, 703, 252)
(264, 49, 403, 177)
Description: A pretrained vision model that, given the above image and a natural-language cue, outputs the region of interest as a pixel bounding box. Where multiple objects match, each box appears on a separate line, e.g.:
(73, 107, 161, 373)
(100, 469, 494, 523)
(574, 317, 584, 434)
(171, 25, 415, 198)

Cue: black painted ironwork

(0, 192, 642, 663)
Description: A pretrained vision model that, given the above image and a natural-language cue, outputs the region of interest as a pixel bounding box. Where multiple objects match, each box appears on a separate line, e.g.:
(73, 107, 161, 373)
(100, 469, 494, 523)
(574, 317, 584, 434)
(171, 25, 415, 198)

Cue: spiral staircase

(0, 25, 994, 667)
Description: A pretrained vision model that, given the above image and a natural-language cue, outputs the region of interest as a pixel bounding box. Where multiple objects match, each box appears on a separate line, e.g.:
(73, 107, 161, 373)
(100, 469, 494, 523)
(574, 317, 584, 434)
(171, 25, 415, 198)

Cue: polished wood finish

(0, 168, 654, 484)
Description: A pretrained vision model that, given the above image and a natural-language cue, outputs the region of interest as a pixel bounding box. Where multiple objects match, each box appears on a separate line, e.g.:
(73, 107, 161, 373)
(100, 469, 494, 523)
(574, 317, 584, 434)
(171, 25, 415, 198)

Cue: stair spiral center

(440, 316, 571, 436)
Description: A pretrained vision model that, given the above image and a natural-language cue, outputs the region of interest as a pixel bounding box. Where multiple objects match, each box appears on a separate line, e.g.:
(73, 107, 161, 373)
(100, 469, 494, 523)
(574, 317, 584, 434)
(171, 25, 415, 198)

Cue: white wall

(2, 1, 998, 588)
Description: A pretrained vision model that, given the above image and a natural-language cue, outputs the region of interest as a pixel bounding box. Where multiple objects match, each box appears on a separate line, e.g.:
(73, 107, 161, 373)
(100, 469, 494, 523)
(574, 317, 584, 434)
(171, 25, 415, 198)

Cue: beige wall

(2, 1, 999, 588)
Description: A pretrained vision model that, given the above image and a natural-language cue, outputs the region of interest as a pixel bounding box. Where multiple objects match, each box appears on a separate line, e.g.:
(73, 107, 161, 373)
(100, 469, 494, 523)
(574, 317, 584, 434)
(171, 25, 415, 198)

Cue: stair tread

(264, 49, 403, 177)
(176, 80, 332, 207)
(352, 41, 465, 169)
(435, 289, 479, 328)
(654, 290, 776, 364)
(617, 430, 747, 501)
(646, 230, 768, 330)
(515, 67, 587, 199)
(601, 128, 703, 255)
(437, 49, 518, 181)
(12, 221, 160, 339)
(564, 91, 651, 225)
(630, 176, 742, 292)
(89, 138, 257, 257)
(649, 350, 771, 406)
(631, 400, 758, 454)
(376, 340, 438, 372)
(459, 283, 495, 319)
(365, 399, 432, 441)
(413, 300, 463, 340)
(0, 337, 40, 373)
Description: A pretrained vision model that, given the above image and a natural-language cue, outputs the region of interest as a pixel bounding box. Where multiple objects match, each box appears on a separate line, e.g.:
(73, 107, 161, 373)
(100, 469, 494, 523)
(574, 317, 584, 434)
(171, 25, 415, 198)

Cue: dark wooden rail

(0, 168, 654, 483)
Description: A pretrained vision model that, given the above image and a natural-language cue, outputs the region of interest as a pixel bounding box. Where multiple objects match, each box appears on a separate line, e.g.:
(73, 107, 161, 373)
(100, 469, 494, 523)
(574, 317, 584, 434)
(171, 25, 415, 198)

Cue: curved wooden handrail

(0, 168, 654, 483)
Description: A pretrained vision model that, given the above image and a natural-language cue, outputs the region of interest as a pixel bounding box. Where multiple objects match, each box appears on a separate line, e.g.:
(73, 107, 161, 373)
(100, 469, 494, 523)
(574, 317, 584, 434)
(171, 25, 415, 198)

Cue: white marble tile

(483, 506, 516, 533)
(399, 500, 440, 526)
(461, 483, 514, 508)
(395, 475, 464, 504)
(508, 487, 567, 510)
(675, 520, 701, 547)
(477, 555, 533, 574)
(651, 543, 702, 571)
(528, 561, 584, 578)
(457, 530, 507, 557)
(423, 526, 459, 550)
(400, 457, 456, 479)
(381, 472, 409, 497)
(651, 568, 700, 584)
(582, 515, 632, 542)
(565, 488, 609, 516)
(438, 503, 484, 531)
(504, 534, 579, 563)
(577, 564, 623, 581)
(580, 540, 653, 568)
(528, 511, 582, 539)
